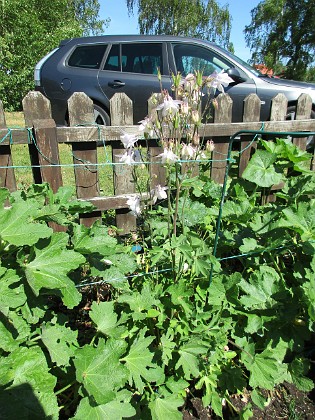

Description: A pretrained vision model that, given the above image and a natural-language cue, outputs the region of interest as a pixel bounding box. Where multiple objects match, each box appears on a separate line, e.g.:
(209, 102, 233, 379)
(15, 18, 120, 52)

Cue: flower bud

(206, 140, 215, 152)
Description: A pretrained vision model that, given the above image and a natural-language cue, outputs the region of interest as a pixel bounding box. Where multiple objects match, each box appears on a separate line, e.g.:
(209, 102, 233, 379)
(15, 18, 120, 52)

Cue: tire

(286, 106, 315, 150)
(93, 104, 110, 126)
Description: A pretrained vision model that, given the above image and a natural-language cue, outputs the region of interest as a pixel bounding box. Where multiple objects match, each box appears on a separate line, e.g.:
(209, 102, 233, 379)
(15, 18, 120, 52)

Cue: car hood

(261, 75, 315, 91)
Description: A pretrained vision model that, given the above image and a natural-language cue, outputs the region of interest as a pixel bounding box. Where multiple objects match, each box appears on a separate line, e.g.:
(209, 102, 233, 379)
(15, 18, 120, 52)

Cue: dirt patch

(182, 382, 315, 419)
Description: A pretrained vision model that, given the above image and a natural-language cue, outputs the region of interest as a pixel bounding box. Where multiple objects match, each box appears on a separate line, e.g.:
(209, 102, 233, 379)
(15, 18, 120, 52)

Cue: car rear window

(68, 44, 107, 69)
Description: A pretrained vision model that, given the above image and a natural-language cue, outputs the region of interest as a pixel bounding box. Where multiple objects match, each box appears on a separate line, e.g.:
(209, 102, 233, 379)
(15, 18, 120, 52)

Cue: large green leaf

(25, 232, 84, 308)
(118, 283, 160, 320)
(239, 266, 281, 309)
(41, 320, 78, 366)
(74, 396, 136, 419)
(72, 223, 118, 254)
(175, 340, 208, 380)
(121, 328, 160, 391)
(0, 346, 59, 418)
(0, 200, 52, 246)
(242, 150, 284, 187)
(74, 338, 128, 404)
(89, 301, 127, 338)
(281, 201, 315, 241)
(246, 348, 288, 390)
(0, 266, 26, 316)
(149, 396, 183, 420)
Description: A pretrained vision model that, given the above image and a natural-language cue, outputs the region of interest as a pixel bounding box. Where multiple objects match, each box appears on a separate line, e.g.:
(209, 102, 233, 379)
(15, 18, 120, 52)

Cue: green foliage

(245, 0, 315, 80)
(0, 0, 107, 110)
(126, 0, 233, 50)
(1, 137, 315, 418)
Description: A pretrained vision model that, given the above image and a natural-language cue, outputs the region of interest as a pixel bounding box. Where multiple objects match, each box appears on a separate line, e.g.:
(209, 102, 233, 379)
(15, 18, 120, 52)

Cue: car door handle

(108, 80, 125, 88)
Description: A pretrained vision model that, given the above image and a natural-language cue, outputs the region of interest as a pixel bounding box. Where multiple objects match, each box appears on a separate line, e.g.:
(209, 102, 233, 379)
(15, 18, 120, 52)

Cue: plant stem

(55, 381, 76, 396)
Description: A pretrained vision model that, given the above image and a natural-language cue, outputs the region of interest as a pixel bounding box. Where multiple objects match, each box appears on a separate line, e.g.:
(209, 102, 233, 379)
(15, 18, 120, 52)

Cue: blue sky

(99, 0, 261, 61)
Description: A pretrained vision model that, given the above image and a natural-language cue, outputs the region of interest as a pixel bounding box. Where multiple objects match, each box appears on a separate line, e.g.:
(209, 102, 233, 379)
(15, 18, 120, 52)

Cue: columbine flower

(184, 73, 196, 91)
(206, 70, 234, 93)
(181, 143, 196, 159)
(151, 184, 168, 204)
(120, 132, 138, 149)
(191, 110, 200, 124)
(206, 139, 215, 152)
(118, 149, 136, 165)
(127, 195, 141, 217)
(138, 116, 155, 137)
(156, 94, 182, 117)
(158, 147, 179, 164)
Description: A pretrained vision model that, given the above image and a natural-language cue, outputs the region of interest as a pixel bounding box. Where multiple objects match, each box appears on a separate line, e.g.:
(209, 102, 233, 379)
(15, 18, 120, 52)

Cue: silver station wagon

(35, 34, 315, 126)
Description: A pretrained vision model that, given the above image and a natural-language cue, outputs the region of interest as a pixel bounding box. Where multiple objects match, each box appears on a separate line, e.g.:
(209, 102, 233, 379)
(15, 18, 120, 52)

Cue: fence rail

(1, 90, 315, 233)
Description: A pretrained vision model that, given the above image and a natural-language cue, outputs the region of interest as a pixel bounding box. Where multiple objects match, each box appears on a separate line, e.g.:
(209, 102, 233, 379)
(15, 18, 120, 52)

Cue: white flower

(156, 95, 182, 117)
(158, 147, 179, 164)
(184, 73, 196, 90)
(103, 259, 113, 265)
(207, 70, 234, 93)
(206, 140, 215, 152)
(127, 195, 141, 217)
(183, 262, 189, 272)
(138, 116, 155, 137)
(181, 143, 196, 159)
(118, 149, 136, 165)
(151, 184, 168, 204)
(120, 132, 138, 149)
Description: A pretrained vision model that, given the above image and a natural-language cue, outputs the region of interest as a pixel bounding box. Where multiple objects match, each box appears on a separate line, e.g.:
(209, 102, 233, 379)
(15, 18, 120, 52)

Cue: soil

(182, 382, 315, 419)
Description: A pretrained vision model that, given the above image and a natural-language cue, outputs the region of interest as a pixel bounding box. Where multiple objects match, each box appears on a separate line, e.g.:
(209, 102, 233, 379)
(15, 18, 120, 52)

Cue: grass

(3, 112, 149, 196)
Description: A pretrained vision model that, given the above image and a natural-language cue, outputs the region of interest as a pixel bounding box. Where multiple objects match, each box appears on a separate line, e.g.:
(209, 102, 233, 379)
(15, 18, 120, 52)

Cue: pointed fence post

(239, 94, 261, 177)
(22, 91, 65, 231)
(211, 93, 233, 184)
(68, 92, 102, 227)
(22, 91, 63, 193)
(110, 93, 136, 234)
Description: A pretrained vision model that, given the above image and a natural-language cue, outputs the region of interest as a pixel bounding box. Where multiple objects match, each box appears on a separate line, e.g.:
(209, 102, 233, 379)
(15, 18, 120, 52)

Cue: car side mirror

(227, 68, 245, 83)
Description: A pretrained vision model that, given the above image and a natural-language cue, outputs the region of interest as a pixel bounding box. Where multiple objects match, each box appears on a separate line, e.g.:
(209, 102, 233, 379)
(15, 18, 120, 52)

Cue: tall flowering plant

(117, 69, 233, 276)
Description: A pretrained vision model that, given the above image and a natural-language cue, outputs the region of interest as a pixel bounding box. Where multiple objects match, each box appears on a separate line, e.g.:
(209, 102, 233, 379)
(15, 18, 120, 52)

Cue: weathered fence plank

(239, 94, 261, 177)
(68, 92, 102, 227)
(211, 93, 233, 184)
(0, 100, 16, 191)
(111, 93, 136, 234)
(33, 118, 63, 193)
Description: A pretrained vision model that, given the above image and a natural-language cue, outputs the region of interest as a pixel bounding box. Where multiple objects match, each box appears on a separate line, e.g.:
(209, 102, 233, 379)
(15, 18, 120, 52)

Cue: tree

(0, 0, 108, 110)
(244, 0, 315, 80)
(126, 0, 233, 51)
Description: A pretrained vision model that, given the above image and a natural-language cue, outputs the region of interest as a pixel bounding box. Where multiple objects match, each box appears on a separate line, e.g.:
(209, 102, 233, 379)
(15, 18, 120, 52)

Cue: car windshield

(214, 45, 262, 77)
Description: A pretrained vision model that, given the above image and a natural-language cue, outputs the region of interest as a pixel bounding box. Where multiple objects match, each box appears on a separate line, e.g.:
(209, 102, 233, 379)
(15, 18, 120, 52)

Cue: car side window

(172, 43, 230, 76)
(104, 44, 120, 71)
(68, 45, 107, 69)
(121, 43, 163, 75)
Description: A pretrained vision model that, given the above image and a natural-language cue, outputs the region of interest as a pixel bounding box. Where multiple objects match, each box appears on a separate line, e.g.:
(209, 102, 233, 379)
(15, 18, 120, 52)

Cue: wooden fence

(1, 91, 315, 233)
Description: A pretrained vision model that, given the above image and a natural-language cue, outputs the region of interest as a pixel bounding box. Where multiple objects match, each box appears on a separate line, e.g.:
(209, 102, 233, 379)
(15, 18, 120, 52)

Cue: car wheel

(286, 106, 315, 150)
(93, 104, 110, 126)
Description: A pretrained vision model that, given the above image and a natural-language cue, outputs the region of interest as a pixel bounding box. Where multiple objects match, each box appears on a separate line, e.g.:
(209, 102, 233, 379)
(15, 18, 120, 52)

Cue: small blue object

(132, 244, 142, 253)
